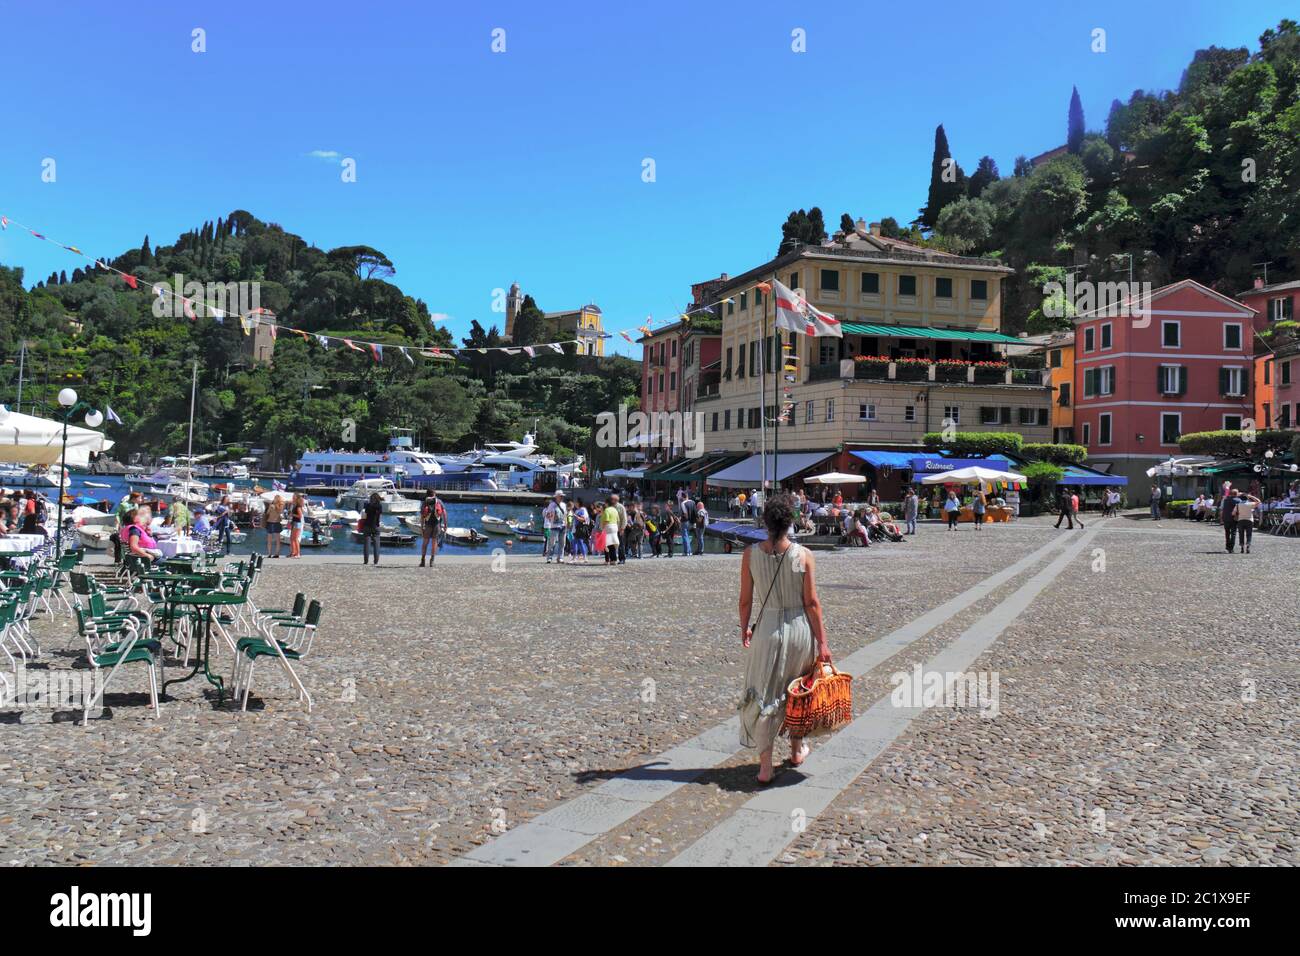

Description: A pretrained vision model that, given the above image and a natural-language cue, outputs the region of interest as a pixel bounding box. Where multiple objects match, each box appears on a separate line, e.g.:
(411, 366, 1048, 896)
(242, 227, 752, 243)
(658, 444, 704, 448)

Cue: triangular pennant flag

(210, 307, 225, 323)
(344, 339, 362, 352)
(294, 329, 309, 340)
(548, 343, 564, 354)
(317, 335, 329, 348)
(502, 347, 521, 355)
(268, 325, 277, 340)
(0, 216, 8, 229)
(105, 405, 123, 425)
(523, 346, 536, 358)
(122, 273, 138, 289)
(183, 299, 197, 321)
(29, 230, 44, 239)
(370, 343, 383, 361)
(65, 245, 82, 255)
(401, 347, 414, 364)
(620, 331, 634, 343)
(756, 282, 772, 293)
(476, 348, 487, 354)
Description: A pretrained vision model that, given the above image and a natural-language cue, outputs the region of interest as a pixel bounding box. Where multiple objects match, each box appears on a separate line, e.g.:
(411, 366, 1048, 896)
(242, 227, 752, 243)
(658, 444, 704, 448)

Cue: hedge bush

(922, 432, 1024, 457)
(1177, 429, 1292, 457)
(1022, 442, 1087, 465)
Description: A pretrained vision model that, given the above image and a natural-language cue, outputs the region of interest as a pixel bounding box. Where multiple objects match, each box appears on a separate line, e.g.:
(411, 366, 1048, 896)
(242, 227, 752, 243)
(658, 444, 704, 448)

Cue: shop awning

(647, 453, 748, 483)
(840, 322, 1026, 345)
(1059, 465, 1128, 486)
(851, 450, 916, 469)
(706, 452, 833, 488)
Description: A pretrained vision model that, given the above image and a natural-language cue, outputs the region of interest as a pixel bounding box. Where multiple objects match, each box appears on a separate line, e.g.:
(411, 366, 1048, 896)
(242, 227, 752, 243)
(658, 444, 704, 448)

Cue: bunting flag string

(1, 211, 832, 365)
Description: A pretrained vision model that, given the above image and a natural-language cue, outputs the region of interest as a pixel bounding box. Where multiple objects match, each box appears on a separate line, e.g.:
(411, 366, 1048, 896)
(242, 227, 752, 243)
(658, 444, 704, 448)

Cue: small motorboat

(480, 514, 514, 535)
(349, 525, 416, 546)
(513, 527, 545, 543)
(280, 527, 334, 548)
(83, 480, 112, 489)
(442, 526, 488, 546)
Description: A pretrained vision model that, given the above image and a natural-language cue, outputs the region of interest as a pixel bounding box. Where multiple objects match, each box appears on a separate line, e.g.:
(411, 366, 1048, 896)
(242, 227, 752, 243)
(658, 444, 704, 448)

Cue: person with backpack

(419, 491, 445, 567)
(542, 491, 568, 565)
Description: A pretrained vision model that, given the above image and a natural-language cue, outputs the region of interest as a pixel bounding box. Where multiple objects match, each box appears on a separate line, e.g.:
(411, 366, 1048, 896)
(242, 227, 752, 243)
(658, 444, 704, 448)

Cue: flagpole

(759, 290, 767, 498)
(772, 271, 780, 499)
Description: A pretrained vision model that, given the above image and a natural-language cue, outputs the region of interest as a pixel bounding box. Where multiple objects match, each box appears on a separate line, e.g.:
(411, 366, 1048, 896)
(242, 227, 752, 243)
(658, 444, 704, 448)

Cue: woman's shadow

(573, 759, 808, 794)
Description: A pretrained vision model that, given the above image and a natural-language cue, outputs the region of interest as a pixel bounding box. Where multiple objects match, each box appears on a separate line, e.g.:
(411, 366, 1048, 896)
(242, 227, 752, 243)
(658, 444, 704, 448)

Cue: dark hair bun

(763, 493, 796, 539)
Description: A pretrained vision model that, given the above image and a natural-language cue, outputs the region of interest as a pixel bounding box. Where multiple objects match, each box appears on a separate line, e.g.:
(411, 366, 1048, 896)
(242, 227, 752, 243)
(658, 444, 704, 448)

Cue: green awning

(841, 322, 1026, 345)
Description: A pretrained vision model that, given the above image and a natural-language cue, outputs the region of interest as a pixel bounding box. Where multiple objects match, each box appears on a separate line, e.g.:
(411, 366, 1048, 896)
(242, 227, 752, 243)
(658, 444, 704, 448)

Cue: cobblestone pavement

(1, 515, 1295, 866)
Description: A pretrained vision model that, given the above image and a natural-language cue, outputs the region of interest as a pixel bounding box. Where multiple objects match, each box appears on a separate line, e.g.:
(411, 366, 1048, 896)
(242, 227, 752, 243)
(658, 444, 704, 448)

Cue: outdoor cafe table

(160, 590, 245, 703)
(0, 534, 46, 553)
(156, 537, 202, 559)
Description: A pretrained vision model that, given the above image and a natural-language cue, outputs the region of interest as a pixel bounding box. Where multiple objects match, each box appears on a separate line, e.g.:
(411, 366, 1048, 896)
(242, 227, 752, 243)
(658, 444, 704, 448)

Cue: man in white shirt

(542, 491, 568, 564)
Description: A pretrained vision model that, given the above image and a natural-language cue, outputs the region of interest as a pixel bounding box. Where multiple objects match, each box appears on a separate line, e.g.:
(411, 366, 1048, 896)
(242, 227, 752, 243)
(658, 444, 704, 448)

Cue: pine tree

(917, 124, 965, 230)
(1068, 86, 1086, 154)
(967, 156, 1000, 198)
(140, 235, 154, 266)
(839, 213, 856, 235)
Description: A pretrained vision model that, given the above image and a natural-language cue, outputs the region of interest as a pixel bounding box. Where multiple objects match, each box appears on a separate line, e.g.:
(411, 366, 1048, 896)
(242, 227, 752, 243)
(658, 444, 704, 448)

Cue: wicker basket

(782, 661, 853, 738)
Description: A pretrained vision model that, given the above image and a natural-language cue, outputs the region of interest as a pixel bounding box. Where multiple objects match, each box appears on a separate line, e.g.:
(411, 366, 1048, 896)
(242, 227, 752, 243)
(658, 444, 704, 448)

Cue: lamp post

(53, 388, 104, 559)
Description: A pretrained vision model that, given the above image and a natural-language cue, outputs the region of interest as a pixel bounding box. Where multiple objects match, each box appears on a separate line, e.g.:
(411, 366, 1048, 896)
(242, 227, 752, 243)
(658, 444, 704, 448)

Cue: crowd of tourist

(541, 487, 713, 565)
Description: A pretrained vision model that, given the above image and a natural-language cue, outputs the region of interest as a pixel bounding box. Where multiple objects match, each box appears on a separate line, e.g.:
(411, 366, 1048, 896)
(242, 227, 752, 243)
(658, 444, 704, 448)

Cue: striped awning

(840, 322, 1026, 345)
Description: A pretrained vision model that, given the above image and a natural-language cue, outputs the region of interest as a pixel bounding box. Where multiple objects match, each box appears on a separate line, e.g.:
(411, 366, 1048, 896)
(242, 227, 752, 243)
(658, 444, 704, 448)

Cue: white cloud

(306, 149, 341, 160)
(429, 313, 452, 324)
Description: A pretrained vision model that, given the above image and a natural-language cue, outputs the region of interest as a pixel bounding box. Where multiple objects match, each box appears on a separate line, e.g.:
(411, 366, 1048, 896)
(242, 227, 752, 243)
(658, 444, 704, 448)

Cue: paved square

(2, 515, 1295, 866)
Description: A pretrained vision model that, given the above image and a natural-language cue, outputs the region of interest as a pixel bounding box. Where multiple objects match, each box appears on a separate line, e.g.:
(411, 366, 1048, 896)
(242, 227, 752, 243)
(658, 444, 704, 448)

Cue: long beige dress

(738, 542, 817, 750)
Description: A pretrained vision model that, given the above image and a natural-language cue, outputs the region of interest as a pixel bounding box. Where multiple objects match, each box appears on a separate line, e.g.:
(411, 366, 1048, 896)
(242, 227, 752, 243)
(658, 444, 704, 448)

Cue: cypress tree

(917, 124, 965, 230)
(1068, 86, 1086, 154)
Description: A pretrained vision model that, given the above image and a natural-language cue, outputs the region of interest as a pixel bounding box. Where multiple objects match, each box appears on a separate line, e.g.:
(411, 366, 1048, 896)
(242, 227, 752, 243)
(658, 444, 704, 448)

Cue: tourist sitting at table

(193, 507, 212, 536)
(847, 511, 869, 547)
(125, 507, 163, 561)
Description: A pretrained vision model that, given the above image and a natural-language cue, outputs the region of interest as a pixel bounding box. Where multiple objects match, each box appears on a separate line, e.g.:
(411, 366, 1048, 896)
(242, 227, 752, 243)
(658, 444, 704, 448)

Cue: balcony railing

(805, 359, 1045, 386)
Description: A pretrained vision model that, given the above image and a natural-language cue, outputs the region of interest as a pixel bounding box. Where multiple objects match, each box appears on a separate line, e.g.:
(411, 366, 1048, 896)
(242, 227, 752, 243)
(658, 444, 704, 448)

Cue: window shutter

(1178, 366, 1188, 395)
(1219, 368, 1229, 396)
(1241, 368, 1250, 396)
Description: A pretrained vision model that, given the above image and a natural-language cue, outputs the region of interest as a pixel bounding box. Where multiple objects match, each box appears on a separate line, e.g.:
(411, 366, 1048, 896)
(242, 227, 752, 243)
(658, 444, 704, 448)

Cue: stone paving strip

(778, 520, 1299, 865)
(665, 523, 1106, 867)
(455, 531, 1076, 866)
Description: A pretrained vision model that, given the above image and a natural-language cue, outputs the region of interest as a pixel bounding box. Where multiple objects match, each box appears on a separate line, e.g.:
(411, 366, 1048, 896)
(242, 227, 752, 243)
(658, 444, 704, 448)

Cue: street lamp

(53, 388, 103, 558)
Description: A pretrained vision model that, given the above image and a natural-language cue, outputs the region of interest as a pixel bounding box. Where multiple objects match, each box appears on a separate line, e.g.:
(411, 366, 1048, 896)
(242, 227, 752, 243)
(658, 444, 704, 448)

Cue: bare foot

(790, 741, 810, 767)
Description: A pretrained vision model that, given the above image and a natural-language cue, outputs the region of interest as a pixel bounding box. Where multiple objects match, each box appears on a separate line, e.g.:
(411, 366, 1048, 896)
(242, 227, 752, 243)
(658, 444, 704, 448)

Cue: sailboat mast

(15, 340, 25, 413)
(186, 359, 197, 464)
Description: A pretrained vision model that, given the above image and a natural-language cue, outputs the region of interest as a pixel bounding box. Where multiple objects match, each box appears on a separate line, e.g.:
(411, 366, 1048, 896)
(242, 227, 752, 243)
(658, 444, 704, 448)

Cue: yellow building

(544, 304, 605, 356)
(694, 222, 1051, 453)
(1018, 331, 1076, 443)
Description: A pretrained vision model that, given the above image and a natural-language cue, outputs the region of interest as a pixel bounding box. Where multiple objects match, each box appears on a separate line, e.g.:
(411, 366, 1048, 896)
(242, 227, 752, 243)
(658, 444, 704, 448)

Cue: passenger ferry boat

(290, 429, 498, 491)
(0, 462, 68, 489)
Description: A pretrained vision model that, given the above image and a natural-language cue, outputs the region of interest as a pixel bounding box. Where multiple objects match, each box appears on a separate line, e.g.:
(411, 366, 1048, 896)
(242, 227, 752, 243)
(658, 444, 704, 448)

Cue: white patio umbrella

(921, 465, 1026, 485)
(804, 471, 868, 484)
(0, 405, 114, 467)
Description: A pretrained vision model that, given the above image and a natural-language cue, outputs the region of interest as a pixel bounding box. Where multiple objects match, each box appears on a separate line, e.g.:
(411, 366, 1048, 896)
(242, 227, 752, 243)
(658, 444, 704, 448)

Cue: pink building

(1074, 279, 1257, 499)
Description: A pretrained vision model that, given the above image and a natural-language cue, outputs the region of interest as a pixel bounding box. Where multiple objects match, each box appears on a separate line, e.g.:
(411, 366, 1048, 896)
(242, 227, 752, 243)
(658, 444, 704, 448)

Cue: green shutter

(1178, 366, 1188, 395)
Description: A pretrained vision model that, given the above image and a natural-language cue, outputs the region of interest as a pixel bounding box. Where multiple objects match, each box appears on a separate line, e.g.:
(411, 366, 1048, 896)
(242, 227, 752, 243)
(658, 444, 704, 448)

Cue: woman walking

(972, 488, 987, 530)
(288, 493, 305, 558)
(738, 495, 832, 784)
(944, 490, 961, 530)
(600, 498, 620, 566)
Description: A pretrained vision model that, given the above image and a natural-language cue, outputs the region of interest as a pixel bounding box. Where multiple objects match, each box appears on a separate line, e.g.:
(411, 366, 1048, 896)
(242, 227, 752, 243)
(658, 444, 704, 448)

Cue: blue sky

(0, 0, 1292, 356)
